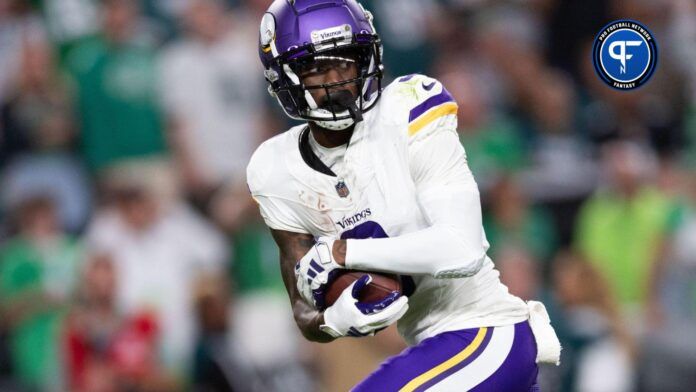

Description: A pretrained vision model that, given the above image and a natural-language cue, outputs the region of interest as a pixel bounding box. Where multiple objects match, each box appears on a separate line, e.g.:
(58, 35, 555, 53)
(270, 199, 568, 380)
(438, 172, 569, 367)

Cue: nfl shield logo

(335, 181, 350, 198)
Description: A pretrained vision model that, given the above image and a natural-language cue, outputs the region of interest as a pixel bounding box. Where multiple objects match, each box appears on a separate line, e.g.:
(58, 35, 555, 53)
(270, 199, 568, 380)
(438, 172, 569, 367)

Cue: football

(324, 271, 402, 309)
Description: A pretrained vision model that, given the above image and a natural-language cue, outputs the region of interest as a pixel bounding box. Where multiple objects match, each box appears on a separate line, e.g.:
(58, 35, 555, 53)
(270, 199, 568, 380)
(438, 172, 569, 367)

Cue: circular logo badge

(592, 20, 658, 90)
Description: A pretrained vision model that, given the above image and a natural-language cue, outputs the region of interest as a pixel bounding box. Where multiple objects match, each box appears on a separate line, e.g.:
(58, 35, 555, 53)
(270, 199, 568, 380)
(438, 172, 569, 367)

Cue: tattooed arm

(270, 229, 336, 343)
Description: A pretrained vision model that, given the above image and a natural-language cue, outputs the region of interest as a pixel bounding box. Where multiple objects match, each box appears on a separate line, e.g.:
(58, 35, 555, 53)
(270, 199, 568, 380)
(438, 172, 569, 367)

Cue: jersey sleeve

(246, 140, 312, 234)
(408, 127, 473, 192)
(344, 127, 490, 277)
(345, 75, 490, 278)
(386, 74, 466, 187)
(253, 196, 312, 234)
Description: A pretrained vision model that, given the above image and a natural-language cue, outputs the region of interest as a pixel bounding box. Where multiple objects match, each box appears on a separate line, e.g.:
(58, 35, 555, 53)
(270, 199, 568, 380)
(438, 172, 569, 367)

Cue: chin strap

(333, 90, 363, 123)
(347, 105, 363, 123)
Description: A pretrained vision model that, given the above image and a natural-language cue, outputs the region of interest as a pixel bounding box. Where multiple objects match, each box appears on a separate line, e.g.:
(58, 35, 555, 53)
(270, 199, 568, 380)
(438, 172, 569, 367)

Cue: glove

(295, 236, 344, 309)
(319, 274, 409, 338)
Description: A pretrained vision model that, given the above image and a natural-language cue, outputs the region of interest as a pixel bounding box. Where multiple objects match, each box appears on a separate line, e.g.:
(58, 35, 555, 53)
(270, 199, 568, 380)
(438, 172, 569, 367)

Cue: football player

(247, 0, 561, 390)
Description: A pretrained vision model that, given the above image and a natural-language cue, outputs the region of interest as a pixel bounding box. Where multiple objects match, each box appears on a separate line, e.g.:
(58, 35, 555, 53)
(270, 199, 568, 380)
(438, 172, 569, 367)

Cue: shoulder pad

(246, 128, 299, 196)
(382, 74, 459, 140)
(246, 139, 276, 196)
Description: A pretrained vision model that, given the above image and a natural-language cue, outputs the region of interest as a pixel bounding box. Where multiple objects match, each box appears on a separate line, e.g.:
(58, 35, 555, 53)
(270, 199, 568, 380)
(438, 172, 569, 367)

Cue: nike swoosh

(422, 81, 436, 91)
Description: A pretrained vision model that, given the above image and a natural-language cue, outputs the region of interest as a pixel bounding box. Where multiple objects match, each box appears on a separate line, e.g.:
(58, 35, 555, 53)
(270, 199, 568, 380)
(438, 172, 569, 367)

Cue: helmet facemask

(266, 36, 384, 131)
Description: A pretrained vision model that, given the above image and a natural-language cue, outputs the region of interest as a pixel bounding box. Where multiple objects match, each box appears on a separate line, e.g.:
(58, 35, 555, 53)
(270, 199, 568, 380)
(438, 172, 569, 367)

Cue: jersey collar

(298, 126, 337, 177)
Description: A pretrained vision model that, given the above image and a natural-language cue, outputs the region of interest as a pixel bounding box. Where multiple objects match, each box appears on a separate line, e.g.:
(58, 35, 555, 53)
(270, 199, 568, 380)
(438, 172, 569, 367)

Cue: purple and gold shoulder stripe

(407, 84, 458, 137)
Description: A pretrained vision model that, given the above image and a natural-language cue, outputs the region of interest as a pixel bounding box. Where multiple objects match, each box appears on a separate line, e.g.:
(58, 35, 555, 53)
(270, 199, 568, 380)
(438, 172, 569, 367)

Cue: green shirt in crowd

(575, 187, 682, 306)
(483, 206, 558, 263)
(459, 115, 528, 180)
(67, 36, 167, 171)
(231, 221, 285, 295)
(0, 236, 83, 389)
(31, 0, 99, 64)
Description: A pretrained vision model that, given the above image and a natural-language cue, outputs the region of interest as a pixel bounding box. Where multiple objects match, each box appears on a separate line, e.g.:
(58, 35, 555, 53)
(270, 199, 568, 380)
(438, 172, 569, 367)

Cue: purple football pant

(352, 321, 539, 392)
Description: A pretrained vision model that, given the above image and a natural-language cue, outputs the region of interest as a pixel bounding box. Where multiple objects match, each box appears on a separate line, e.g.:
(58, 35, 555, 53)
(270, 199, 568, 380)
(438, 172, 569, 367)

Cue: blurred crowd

(0, 0, 694, 391)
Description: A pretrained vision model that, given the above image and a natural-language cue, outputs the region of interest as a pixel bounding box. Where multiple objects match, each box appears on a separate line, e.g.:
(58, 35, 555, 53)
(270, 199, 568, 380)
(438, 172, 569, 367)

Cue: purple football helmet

(259, 0, 383, 130)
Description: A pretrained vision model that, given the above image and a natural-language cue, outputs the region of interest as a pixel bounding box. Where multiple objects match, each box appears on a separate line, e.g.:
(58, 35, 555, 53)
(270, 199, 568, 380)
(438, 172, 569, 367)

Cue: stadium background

(0, 0, 694, 390)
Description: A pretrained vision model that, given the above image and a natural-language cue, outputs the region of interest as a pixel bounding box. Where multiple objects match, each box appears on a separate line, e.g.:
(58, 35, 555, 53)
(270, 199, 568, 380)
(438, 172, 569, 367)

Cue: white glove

(320, 274, 409, 338)
(295, 236, 344, 309)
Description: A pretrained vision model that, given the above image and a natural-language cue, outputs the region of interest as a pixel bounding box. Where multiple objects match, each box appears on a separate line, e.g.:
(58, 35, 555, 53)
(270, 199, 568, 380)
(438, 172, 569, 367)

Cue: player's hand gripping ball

(320, 274, 409, 338)
(295, 236, 345, 309)
(295, 237, 404, 310)
(324, 270, 403, 309)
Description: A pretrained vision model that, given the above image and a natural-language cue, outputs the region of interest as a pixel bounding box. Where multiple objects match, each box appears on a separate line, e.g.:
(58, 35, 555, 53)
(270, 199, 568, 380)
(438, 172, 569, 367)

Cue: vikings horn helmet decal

(258, 0, 384, 130)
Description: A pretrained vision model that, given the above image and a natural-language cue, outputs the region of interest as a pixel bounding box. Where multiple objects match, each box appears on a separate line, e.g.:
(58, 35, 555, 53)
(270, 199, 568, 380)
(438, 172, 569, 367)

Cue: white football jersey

(247, 74, 529, 345)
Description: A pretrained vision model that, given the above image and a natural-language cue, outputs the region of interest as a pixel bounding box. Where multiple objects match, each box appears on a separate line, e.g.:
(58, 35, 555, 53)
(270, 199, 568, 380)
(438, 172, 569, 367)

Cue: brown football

(324, 271, 402, 308)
